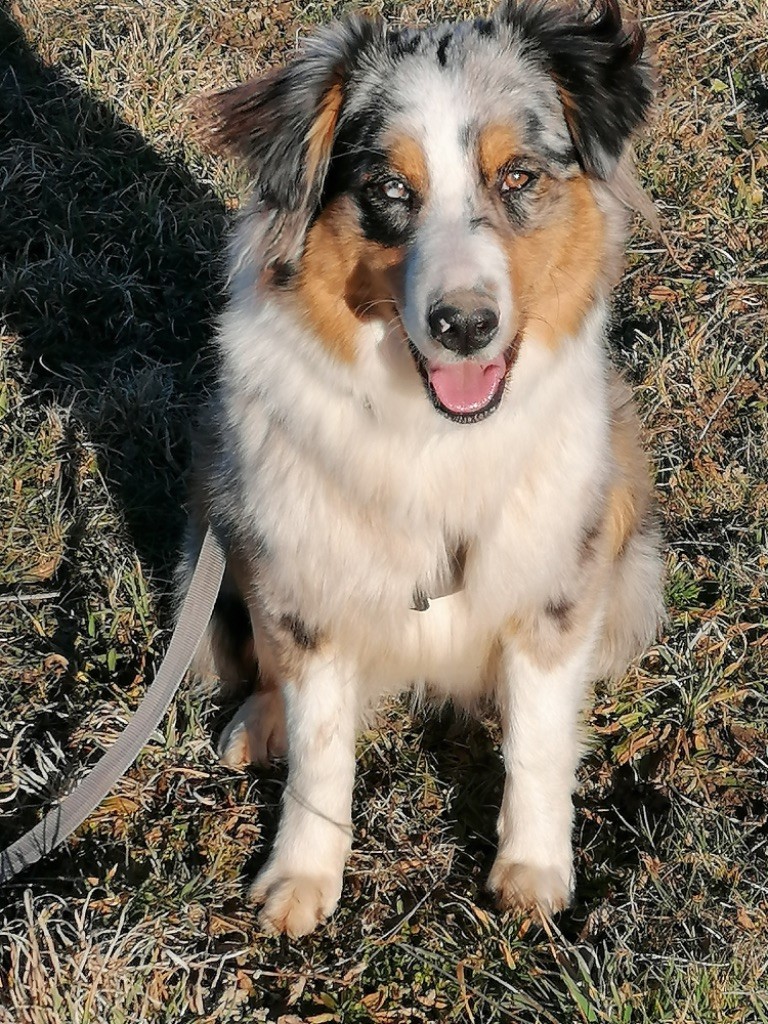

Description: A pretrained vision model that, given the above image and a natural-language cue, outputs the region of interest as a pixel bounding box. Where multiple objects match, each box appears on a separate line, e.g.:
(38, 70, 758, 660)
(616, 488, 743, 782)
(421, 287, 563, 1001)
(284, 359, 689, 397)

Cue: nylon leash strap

(0, 527, 226, 884)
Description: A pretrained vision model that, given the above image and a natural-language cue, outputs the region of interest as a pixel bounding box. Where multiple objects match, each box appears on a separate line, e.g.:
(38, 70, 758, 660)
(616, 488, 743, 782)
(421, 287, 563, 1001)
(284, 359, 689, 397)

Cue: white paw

(249, 865, 343, 937)
(218, 690, 287, 768)
(487, 857, 573, 920)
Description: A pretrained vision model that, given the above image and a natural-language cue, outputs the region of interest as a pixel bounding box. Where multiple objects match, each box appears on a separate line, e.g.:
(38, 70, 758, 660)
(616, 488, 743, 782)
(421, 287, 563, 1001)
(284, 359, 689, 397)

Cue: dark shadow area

(571, 757, 673, 925)
(0, 9, 229, 878)
(417, 705, 503, 869)
(0, 9, 227, 583)
(387, 705, 675, 944)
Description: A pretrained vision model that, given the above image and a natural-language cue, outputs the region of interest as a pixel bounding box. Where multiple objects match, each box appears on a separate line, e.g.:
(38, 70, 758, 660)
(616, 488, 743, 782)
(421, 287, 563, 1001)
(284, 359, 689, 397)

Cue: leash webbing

(0, 526, 226, 884)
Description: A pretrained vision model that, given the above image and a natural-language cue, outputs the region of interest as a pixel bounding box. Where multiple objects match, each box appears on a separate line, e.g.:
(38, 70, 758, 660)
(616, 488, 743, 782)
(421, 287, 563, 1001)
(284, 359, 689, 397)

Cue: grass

(1, 0, 767, 1020)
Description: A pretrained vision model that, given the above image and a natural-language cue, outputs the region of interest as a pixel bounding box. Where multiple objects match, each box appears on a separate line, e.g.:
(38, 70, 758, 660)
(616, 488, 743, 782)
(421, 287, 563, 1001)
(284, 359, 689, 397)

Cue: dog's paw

(218, 690, 287, 768)
(487, 858, 572, 920)
(249, 868, 342, 938)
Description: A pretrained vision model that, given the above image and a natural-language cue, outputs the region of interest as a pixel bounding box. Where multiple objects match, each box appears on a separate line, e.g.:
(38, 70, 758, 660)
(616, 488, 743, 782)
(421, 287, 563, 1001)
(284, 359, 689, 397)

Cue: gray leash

(0, 526, 226, 884)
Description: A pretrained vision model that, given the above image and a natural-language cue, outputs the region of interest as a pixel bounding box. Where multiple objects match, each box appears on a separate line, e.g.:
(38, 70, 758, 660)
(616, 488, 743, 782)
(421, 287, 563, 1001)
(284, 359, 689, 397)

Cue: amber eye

(381, 178, 411, 202)
(500, 168, 534, 193)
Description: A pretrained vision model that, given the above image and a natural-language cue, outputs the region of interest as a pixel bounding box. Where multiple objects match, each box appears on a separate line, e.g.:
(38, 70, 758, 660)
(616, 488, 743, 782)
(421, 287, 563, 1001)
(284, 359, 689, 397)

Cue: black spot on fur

(280, 614, 320, 650)
(436, 33, 452, 67)
(358, 198, 415, 247)
(496, 0, 653, 177)
(580, 513, 604, 564)
(523, 109, 577, 167)
(469, 215, 492, 231)
(268, 259, 297, 288)
(412, 588, 430, 612)
(304, 93, 412, 246)
(498, 181, 534, 229)
(580, 528, 600, 564)
(320, 103, 388, 211)
(541, 143, 578, 170)
(545, 598, 573, 630)
(390, 27, 422, 58)
(475, 18, 497, 39)
(524, 109, 545, 140)
(335, 106, 388, 160)
(459, 121, 475, 150)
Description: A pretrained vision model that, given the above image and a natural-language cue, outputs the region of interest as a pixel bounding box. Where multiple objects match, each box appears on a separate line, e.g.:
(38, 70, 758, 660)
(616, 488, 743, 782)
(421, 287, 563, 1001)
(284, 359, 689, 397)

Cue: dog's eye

(381, 178, 411, 202)
(500, 168, 534, 193)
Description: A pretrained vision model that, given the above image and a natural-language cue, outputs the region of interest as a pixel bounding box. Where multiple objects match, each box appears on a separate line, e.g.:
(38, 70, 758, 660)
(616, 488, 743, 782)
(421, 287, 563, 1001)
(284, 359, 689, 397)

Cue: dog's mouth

(409, 340, 520, 424)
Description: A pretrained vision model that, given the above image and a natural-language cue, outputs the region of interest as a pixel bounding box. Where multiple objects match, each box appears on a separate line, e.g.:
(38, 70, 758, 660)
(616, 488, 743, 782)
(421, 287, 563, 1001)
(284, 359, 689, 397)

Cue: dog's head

(199, 0, 653, 424)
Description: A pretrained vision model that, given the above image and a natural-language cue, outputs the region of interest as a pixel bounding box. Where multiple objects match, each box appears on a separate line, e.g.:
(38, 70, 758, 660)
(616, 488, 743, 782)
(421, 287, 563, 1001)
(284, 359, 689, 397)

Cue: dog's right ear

(195, 18, 384, 218)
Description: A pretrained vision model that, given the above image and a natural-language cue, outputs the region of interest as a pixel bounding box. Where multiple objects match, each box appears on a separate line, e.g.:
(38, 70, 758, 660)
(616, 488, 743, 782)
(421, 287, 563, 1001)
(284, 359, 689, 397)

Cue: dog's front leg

(250, 651, 356, 937)
(489, 618, 599, 919)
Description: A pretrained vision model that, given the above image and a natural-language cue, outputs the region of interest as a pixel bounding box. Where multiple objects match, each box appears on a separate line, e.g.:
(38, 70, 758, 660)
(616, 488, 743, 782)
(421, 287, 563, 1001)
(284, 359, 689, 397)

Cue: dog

(180, 0, 665, 937)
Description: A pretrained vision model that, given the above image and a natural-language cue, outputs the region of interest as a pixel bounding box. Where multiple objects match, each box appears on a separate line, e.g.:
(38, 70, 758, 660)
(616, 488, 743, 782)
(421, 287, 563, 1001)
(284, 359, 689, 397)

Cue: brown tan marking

(478, 123, 521, 183)
(297, 197, 405, 363)
(305, 80, 344, 192)
(506, 176, 607, 348)
(605, 377, 655, 559)
(386, 134, 429, 195)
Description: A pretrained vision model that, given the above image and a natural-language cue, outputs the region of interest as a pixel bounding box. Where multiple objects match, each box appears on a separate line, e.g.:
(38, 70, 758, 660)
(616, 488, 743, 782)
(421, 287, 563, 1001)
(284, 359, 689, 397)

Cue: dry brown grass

(1, 1, 767, 1021)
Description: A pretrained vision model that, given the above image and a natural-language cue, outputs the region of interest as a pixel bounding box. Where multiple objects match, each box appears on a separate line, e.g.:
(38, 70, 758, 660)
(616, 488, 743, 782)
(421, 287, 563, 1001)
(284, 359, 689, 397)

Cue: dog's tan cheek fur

(296, 199, 405, 363)
(507, 176, 606, 349)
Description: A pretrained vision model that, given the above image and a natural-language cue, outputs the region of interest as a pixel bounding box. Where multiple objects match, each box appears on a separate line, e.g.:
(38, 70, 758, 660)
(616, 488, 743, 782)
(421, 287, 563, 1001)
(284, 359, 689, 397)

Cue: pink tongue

(427, 356, 507, 414)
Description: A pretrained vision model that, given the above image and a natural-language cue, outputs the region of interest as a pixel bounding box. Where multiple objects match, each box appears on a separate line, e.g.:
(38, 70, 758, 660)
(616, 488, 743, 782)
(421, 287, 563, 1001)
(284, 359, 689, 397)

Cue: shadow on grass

(0, 9, 227, 584)
(0, 10, 228, 879)
(412, 706, 674, 939)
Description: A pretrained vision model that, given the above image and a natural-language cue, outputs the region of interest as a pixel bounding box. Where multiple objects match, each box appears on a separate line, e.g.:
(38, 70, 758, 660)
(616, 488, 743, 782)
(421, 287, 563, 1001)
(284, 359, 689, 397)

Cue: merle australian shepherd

(180, 0, 665, 937)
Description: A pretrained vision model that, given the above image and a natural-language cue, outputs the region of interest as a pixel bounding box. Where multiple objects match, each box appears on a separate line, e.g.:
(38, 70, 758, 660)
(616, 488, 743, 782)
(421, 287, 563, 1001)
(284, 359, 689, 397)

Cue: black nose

(427, 291, 500, 355)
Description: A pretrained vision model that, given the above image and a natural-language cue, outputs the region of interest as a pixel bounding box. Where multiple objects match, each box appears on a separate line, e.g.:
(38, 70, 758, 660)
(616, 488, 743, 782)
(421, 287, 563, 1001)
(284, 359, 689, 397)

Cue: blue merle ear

(496, 0, 653, 178)
(196, 17, 385, 218)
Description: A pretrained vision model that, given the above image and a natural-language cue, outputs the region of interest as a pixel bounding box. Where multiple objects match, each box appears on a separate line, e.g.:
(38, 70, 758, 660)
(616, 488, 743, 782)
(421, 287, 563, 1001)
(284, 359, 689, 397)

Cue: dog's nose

(427, 290, 500, 356)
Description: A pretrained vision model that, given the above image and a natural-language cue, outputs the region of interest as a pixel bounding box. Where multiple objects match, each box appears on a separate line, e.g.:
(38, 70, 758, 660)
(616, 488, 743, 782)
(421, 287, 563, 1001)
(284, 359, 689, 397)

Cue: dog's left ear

(194, 17, 385, 255)
(496, 0, 653, 178)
